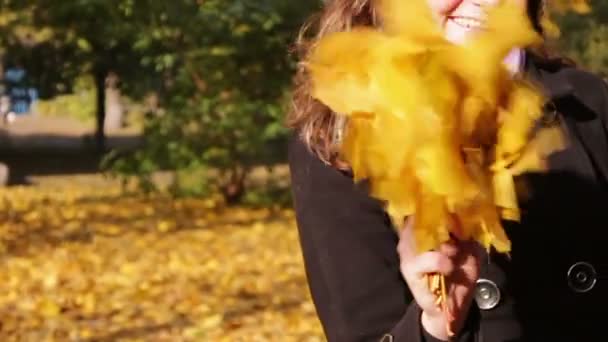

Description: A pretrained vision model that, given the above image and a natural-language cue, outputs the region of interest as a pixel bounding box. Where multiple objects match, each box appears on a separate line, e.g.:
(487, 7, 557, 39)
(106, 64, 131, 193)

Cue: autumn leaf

(307, 0, 567, 253)
(0, 179, 323, 341)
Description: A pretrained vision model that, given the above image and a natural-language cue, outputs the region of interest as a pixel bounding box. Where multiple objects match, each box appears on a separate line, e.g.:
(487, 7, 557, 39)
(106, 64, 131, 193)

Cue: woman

(287, 0, 608, 341)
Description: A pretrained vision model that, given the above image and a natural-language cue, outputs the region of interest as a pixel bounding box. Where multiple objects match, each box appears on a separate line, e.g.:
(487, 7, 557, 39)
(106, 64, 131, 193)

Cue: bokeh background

(0, 1, 606, 341)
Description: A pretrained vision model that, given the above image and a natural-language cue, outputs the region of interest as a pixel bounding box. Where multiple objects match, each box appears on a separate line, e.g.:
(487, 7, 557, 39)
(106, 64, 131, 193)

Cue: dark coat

(288, 56, 608, 342)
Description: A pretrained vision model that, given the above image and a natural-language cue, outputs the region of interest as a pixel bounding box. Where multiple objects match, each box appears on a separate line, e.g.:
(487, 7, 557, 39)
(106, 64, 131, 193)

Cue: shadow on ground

(0, 132, 142, 185)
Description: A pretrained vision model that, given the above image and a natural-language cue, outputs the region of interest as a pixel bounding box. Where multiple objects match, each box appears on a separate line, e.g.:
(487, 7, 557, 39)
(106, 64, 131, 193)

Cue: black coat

(288, 56, 608, 342)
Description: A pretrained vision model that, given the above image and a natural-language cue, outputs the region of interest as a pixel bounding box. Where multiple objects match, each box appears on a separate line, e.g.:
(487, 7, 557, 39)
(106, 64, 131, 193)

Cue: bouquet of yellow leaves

(305, 0, 586, 334)
(307, 0, 560, 254)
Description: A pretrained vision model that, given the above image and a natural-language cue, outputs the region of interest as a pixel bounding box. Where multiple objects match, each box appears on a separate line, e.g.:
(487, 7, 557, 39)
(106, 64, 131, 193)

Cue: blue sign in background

(3, 67, 38, 115)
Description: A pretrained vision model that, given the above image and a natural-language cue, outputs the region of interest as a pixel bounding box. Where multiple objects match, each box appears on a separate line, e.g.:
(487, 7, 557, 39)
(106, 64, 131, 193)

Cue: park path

(0, 115, 142, 151)
(4, 115, 91, 136)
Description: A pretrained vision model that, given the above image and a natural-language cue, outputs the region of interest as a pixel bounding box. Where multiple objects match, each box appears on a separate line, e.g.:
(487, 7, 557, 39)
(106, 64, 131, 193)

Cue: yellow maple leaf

(307, 0, 569, 253)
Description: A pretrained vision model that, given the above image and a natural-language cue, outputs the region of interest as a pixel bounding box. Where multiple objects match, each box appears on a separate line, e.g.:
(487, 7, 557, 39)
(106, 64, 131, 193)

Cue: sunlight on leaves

(0, 181, 323, 341)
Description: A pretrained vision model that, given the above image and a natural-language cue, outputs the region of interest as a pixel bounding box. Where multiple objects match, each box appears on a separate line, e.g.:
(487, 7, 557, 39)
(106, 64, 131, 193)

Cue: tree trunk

(94, 67, 107, 152)
(0, 162, 9, 187)
(220, 167, 248, 205)
(104, 72, 124, 132)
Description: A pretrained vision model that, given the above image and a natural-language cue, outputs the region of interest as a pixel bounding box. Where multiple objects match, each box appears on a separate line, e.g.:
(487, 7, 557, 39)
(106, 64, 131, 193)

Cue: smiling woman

(442, 0, 516, 42)
(287, 0, 608, 341)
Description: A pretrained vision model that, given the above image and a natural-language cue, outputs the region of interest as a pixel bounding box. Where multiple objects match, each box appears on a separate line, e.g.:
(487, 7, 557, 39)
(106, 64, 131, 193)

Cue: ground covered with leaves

(0, 178, 324, 341)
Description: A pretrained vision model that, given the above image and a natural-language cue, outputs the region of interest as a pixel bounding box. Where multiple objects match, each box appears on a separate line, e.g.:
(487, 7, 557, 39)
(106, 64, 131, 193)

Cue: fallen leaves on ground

(0, 181, 324, 341)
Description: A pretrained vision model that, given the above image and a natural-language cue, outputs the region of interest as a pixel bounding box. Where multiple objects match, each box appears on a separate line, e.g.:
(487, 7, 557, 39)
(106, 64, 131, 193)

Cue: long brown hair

(286, 0, 559, 165)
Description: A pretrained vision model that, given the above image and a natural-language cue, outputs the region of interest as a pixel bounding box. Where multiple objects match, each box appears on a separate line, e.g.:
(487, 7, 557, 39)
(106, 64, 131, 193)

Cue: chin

(444, 19, 483, 45)
(444, 29, 471, 45)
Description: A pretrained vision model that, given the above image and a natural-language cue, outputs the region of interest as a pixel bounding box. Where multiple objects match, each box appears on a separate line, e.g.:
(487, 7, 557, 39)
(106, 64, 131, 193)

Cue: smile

(449, 16, 485, 30)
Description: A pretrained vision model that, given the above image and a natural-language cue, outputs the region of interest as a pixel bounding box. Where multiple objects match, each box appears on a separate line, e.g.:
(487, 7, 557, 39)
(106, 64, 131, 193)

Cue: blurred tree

(1, 1, 319, 203)
(0, 6, 77, 98)
(0, 0, 183, 150)
(103, 0, 319, 203)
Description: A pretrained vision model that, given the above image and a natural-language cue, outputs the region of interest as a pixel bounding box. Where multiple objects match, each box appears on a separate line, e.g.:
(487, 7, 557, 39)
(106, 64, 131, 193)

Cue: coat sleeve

(288, 135, 476, 342)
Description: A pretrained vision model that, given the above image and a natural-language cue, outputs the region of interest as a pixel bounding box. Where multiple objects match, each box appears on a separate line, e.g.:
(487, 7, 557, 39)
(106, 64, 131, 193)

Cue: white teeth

(452, 17, 483, 29)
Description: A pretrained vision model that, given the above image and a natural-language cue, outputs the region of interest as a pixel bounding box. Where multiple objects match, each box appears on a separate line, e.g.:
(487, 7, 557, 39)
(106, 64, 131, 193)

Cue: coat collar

(525, 53, 608, 186)
(524, 53, 576, 102)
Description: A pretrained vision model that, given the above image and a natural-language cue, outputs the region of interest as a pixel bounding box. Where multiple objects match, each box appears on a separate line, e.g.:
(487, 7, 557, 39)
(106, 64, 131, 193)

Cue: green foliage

(0, 0, 319, 203)
(557, 0, 608, 76)
(1, 1, 140, 96)
(34, 76, 147, 126)
(103, 0, 318, 202)
(241, 180, 293, 209)
(35, 76, 96, 122)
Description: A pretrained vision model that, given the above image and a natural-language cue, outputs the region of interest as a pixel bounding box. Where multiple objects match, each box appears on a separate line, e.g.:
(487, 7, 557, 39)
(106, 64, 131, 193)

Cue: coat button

(567, 262, 597, 293)
(541, 101, 559, 125)
(380, 333, 393, 342)
(475, 279, 501, 310)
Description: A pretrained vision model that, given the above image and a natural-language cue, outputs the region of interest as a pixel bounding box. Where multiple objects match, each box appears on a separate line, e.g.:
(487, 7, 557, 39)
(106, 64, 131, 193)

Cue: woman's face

(427, 0, 528, 44)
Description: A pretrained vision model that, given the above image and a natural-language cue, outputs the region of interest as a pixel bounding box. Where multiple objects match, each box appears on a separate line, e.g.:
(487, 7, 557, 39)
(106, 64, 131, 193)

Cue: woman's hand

(397, 217, 481, 340)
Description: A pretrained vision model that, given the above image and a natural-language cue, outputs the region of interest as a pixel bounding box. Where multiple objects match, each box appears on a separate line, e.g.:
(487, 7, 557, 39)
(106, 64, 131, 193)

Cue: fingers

(400, 251, 454, 319)
(452, 239, 486, 266)
(439, 240, 459, 258)
(397, 218, 483, 333)
(402, 251, 454, 278)
(398, 226, 459, 261)
(397, 216, 483, 279)
(400, 216, 415, 238)
(397, 217, 416, 258)
(398, 216, 482, 261)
